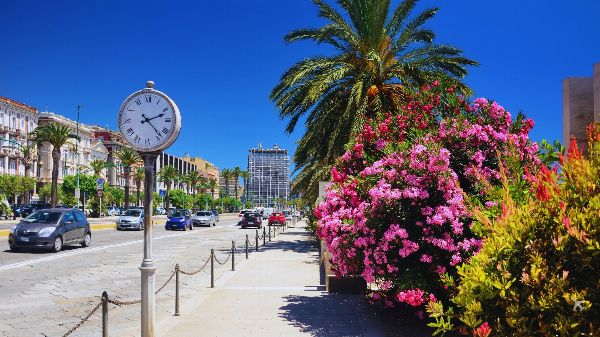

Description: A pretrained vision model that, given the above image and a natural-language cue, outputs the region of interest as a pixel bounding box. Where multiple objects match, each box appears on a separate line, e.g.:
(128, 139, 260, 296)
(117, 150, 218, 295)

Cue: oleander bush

(315, 82, 540, 310)
(428, 124, 600, 337)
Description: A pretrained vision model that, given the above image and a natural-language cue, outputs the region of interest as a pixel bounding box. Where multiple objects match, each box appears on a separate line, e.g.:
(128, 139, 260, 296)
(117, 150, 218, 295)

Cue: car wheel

(52, 236, 63, 253)
(81, 233, 91, 247)
(241, 225, 246, 229)
(9, 245, 19, 252)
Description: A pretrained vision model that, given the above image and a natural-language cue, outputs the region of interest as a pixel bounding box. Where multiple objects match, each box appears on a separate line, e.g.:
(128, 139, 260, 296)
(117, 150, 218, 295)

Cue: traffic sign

(97, 178, 105, 188)
(159, 189, 166, 198)
(97, 190, 103, 197)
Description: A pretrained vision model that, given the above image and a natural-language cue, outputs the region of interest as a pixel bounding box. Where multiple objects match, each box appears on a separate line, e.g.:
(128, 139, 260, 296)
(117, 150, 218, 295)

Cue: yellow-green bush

(428, 124, 600, 337)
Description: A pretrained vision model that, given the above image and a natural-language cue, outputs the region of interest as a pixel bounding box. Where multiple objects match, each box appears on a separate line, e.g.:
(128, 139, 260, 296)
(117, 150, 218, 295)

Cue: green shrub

(428, 124, 600, 337)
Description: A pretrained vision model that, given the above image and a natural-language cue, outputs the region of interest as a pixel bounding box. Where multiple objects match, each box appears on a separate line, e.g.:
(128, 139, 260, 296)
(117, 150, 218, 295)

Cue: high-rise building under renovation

(247, 144, 290, 207)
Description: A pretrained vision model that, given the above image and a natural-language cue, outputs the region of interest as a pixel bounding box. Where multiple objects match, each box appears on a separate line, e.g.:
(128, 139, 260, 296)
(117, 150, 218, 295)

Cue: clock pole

(140, 150, 159, 337)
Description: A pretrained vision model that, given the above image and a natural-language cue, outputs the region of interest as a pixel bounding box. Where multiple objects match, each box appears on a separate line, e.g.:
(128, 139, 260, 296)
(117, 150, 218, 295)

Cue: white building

(0, 96, 39, 177)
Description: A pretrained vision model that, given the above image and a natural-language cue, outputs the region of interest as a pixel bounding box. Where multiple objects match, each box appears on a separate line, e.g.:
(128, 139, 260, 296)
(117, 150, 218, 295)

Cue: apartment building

(247, 144, 290, 207)
(0, 96, 38, 177)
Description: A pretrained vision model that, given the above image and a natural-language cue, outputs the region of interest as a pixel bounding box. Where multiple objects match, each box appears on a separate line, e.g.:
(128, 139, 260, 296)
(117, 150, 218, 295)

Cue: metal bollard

(175, 264, 180, 316)
(245, 234, 249, 259)
(255, 230, 259, 252)
(263, 227, 266, 246)
(210, 249, 215, 288)
(102, 291, 108, 337)
(231, 241, 235, 271)
(268, 226, 272, 241)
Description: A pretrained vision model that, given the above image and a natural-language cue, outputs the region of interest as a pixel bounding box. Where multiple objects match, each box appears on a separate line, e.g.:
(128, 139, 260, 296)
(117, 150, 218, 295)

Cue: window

(63, 212, 75, 223)
(74, 212, 86, 222)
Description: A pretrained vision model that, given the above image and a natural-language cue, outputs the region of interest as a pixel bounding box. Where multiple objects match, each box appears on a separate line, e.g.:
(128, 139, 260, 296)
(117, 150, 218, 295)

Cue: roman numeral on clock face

(145, 95, 152, 103)
(134, 135, 140, 143)
(145, 138, 151, 146)
(135, 98, 141, 106)
(165, 118, 171, 123)
(124, 118, 131, 124)
(162, 127, 170, 135)
(126, 128, 134, 135)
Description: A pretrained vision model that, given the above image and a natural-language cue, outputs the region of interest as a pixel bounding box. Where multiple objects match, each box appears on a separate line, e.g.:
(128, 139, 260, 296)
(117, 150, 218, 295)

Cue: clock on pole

(118, 81, 181, 337)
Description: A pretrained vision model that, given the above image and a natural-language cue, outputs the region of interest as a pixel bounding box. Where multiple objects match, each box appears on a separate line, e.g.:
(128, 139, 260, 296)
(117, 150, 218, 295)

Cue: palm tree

(232, 166, 241, 199)
(208, 178, 218, 199)
(116, 147, 141, 209)
(186, 170, 201, 195)
(19, 143, 36, 204)
(240, 170, 250, 202)
(197, 176, 209, 194)
(30, 123, 79, 207)
(89, 159, 107, 177)
(271, 0, 477, 204)
(158, 165, 178, 211)
(221, 169, 232, 197)
(133, 167, 144, 206)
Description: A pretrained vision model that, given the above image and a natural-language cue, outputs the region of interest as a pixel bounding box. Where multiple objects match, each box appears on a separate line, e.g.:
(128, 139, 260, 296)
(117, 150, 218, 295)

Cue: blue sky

(1, 0, 599, 172)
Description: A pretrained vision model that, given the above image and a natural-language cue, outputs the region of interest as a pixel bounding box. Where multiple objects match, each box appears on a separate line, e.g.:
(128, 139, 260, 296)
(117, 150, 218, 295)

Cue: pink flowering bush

(315, 82, 540, 310)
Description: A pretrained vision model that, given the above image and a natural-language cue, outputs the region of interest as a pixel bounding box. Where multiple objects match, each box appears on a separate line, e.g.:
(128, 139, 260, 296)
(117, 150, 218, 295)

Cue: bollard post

(268, 226, 271, 241)
(245, 234, 249, 259)
(231, 241, 235, 271)
(263, 227, 266, 246)
(102, 291, 108, 337)
(210, 249, 215, 288)
(175, 264, 180, 316)
(255, 230, 259, 252)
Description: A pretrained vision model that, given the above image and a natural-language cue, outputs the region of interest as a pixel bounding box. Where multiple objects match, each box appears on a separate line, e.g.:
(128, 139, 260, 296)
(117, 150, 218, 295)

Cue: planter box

(320, 240, 366, 294)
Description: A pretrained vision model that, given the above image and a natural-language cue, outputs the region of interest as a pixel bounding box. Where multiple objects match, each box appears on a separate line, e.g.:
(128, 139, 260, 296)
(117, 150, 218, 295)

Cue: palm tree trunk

(124, 167, 131, 209)
(24, 164, 31, 204)
(225, 180, 229, 197)
(165, 182, 171, 211)
(235, 183, 238, 200)
(136, 180, 141, 206)
(51, 148, 61, 207)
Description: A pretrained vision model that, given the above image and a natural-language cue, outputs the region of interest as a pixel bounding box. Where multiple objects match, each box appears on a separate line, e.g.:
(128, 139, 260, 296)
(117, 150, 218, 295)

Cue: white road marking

(0, 228, 211, 272)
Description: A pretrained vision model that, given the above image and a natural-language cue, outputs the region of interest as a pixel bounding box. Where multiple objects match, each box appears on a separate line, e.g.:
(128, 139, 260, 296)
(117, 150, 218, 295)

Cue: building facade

(247, 144, 290, 207)
(182, 155, 220, 198)
(563, 61, 600, 153)
(155, 153, 198, 193)
(0, 96, 38, 177)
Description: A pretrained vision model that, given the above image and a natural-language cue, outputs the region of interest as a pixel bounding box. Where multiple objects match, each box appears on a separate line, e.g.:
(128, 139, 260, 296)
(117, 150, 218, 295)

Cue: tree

(232, 166, 241, 200)
(221, 169, 232, 197)
(158, 165, 178, 211)
(271, 0, 478, 204)
(208, 178, 218, 199)
(186, 170, 201, 195)
(134, 167, 144, 206)
(240, 170, 250, 202)
(89, 159, 107, 177)
(19, 143, 36, 204)
(30, 123, 79, 207)
(62, 174, 96, 205)
(116, 147, 140, 209)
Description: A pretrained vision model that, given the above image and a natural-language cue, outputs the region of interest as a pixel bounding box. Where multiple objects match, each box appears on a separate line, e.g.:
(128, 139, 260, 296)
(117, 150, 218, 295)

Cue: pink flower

(473, 322, 492, 337)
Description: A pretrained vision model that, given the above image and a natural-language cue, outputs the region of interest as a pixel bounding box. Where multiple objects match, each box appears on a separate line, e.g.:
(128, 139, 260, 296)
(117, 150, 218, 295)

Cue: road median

(0, 220, 166, 237)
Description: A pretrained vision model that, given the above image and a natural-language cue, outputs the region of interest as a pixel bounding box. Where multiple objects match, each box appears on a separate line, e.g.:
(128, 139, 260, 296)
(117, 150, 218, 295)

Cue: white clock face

(118, 89, 180, 152)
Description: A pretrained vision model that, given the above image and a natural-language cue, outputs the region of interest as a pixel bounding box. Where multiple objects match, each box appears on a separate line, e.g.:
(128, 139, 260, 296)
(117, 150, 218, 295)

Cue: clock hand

(146, 113, 164, 121)
(141, 114, 162, 137)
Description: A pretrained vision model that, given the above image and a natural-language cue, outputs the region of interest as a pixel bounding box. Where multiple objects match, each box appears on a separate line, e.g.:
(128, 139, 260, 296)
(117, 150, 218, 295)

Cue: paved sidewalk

(156, 224, 385, 337)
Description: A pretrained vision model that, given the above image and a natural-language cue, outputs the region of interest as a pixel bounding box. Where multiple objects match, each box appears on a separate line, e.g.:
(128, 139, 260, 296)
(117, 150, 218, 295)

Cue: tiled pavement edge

(148, 223, 432, 337)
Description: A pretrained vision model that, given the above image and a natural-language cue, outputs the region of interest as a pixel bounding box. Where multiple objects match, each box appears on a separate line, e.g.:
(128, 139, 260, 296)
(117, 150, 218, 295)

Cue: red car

(268, 212, 286, 226)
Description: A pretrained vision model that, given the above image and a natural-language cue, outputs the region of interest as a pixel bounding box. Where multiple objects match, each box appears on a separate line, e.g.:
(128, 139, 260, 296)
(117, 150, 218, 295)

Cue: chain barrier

(60, 300, 103, 337)
(56, 221, 300, 337)
(180, 255, 211, 276)
(213, 251, 232, 265)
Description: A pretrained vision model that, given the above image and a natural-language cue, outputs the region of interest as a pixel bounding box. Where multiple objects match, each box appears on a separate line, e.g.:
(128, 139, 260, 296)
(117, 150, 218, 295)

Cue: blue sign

(159, 189, 166, 198)
(96, 178, 105, 187)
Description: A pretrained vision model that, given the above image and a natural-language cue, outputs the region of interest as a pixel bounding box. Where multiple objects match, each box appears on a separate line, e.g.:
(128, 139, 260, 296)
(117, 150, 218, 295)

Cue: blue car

(165, 209, 193, 231)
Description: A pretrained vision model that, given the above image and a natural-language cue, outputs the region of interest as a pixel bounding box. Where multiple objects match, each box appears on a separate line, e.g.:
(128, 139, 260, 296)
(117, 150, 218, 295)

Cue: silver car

(192, 211, 215, 227)
(116, 209, 145, 231)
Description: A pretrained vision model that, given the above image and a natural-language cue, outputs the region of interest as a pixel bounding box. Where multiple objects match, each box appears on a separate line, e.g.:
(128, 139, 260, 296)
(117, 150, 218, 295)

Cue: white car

(107, 207, 121, 216)
(116, 209, 145, 230)
(192, 211, 215, 227)
(282, 210, 292, 222)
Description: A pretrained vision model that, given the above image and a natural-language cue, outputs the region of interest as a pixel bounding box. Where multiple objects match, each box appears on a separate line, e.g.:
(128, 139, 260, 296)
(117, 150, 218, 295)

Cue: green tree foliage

(116, 147, 141, 209)
(214, 196, 241, 213)
(0, 175, 36, 204)
(158, 165, 178, 211)
(169, 189, 192, 209)
(193, 193, 213, 210)
(62, 174, 97, 200)
(271, 0, 478, 205)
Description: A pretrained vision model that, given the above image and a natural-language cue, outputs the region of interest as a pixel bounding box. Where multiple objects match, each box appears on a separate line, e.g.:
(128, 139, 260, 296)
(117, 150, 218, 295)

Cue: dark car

(19, 203, 52, 218)
(165, 209, 193, 231)
(241, 212, 262, 229)
(211, 209, 219, 223)
(11, 204, 25, 217)
(8, 208, 91, 253)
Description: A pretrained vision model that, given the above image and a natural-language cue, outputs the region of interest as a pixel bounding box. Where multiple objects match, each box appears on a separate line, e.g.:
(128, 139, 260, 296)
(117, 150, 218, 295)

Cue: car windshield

(272, 213, 282, 216)
(22, 211, 62, 224)
(124, 210, 141, 217)
(171, 210, 185, 217)
(196, 212, 211, 216)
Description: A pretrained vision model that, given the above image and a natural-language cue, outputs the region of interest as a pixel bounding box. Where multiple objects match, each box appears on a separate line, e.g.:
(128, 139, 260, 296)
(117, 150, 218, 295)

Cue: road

(0, 213, 269, 337)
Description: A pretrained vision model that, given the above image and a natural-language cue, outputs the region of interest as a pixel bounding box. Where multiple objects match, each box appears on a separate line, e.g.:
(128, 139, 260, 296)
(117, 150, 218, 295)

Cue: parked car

(192, 211, 215, 227)
(165, 209, 193, 231)
(116, 209, 145, 230)
(19, 203, 51, 218)
(155, 207, 166, 215)
(75, 205, 92, 217)
(241, 212, 262, 229)
(211, 209, 219, 222)
(282, 210, 292, 222)
(11, 204, 25, 217)
(268, 212, 286, 226)
(262, 207, 275, 219)
(8, 208, 91, 253)
(107, 206, 121, 216)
